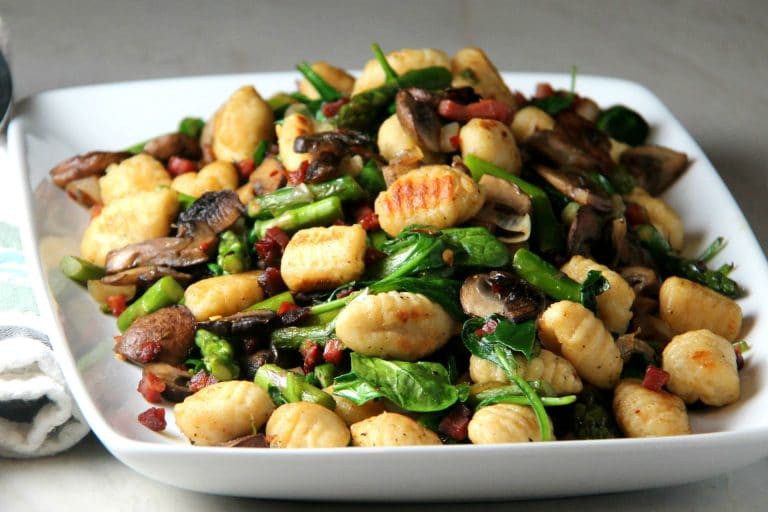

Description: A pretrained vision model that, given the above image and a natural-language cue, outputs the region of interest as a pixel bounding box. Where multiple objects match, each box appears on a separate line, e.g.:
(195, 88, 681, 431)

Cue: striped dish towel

(0, 146, 89, 457)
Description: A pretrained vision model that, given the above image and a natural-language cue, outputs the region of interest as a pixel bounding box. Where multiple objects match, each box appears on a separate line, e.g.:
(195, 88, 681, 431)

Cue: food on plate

(52, 43, 749, 448)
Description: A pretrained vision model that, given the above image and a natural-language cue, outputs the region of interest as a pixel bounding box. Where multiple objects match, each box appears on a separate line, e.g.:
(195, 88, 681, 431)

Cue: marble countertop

(1, 1, 766, 509)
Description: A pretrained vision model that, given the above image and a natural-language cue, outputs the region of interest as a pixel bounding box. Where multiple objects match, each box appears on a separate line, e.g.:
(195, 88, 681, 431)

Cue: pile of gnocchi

(52, 45, 748, 448)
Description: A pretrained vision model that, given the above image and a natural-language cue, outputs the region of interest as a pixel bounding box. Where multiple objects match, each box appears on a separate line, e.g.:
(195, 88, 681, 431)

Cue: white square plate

(7, 72, 768, 501)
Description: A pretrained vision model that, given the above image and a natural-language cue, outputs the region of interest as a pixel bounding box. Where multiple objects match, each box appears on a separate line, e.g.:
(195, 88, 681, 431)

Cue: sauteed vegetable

(52, 44, 747, 447)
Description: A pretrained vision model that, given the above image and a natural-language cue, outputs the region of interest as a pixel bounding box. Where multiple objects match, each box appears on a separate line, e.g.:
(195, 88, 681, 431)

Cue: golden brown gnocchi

(450, 47, 517, 108)
(183, 271, 264, 321)
(352, 47, 450, 95)
(613, 379, 691, 437)
(468, 403, 552, 444)
(538, 301, 623, 389)
(297, 61, 355, 100)
(460, 118, 521, 175)
(377, 113, 425, 163)
(170, 160, 239, 198)
(335, 291, 454, 361)
(276, 110, 314, 172)
(324, 385, 386, 426)
(625, 187, 684, 251)
(659, 276, 742, 341)
(662, 329, 740, 406)
(212, 85, 274, 163)
(265, 402, 350, 448)
(174, 380, 274, 446)
(374, 165, 484, 237)
(80, 188, 178, 266)
(469, 350, 583, 396)
(99, 153, 170, 204)
(561, 255, 635, 334)
(511, 106, 555, 143)
(350, 411, 441, 447)
(280, 224, 367, 293)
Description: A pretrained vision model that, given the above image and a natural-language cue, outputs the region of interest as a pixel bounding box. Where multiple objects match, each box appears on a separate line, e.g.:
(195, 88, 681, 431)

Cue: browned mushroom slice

(101, 266, 193, 287)
(104, 221, 217, 274)
(475, 174, 532, 243)
(396, 88, 442, 153)
(115, 306, 196, 366)
(64, 175, 101, 207)
(49, 150, 132, 188)
(619, 145, 688, 195)
(142, 362, 193, 403)
(197, 309, 278, 338)
(221, 433, 269, 448)
(566, 205, 604, 258)
(619, 266, 661, 297)
(615, 332, 657, 363)
(460, 272, 544, 323)
(142, 132, 202, 162)
(249, 156, 285, 196)
(178, 190, 244, 234)
(536, 165, 613, 212)
(293, 131, 372, 183)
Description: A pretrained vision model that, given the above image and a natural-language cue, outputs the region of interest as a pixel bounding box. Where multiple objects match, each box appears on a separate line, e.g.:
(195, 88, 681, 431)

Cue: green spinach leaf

(442, 226, 509, 268)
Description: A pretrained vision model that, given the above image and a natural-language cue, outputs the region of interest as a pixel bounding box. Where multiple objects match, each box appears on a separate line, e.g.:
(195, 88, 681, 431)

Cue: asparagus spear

(216, 230, 250, 275)
(244, 291, 295, 312)
(248, 175, 366, 219)
(249, 196, 343, 241)
(254, 364, 335, 409)
(195, 329, 240, 381)
(334, 65, 452, 132)
(59, 255, 105, 284)
(512, 248, 608, 311)
(116, 276, 185, 332)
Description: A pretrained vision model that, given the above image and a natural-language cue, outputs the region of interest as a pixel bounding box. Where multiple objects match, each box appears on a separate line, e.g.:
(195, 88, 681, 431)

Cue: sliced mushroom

(101, 266, 193, 288)
(64, 175, 102, 207)
(49, 150, 132, 188)
(460, 271, 544, 322)
(115, 305, 197, 366)
(537, 165, 613, 212)
(619, 145, 688, 195)
(104, 221, 217, 274)
(178, 190, 244, 234)
(396, 88, 442, 153)
(566, 205, 604, 258)
(620, 266, 661, 296)
(143, 362, 193, 403)
(475, 174, 532, 243)
(197, 309, 278, 338)
(142, 132, 202, 162)
(382, 153, 421, 186)
(293, 131, 372, 184)
(615, 332, 657, 363)
(220, 433, 269, 448)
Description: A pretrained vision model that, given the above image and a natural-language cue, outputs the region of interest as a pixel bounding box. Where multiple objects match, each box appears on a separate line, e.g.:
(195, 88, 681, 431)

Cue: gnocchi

(460, 118, 521, 175)
(613, 379, 691, 437)
(538, 301, 623, 389)
(183, 271, 264, 321)
(174, 380, 274, 446)
(659, 276, 742, 341)
(212, 85, 274, 163)
(468, 404, 551, 444)
(469, 351, 583, 396)
(662, 329, 740, 406)
(266, 402, 350, 448)
(335, 291, 454, 361)
(99, 153, 170, 204)
(374, 164, 484, 237)
(350, 412, 441, 446)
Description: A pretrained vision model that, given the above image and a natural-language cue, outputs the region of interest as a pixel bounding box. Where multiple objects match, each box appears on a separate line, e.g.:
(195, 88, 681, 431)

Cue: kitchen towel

(0, 146, 89, 457)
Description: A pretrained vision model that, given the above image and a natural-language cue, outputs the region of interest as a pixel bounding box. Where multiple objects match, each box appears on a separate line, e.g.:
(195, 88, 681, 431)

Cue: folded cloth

(0, 314, 89, 457)
(0, 144, 90, 457)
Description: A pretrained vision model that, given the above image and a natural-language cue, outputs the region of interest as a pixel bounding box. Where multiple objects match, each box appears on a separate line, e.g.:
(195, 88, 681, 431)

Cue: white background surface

(0, 0, 767, 509)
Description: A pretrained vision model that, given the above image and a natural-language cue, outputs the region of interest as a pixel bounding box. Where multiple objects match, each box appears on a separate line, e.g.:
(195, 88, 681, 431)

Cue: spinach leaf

(461, 315, 553, 441)
(367, 226, 451, 280)
(462, 315, 538, 365)
(442, 226, 510, 268)
(333, 353, 465, 412)
(529, 94, 574, 116)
